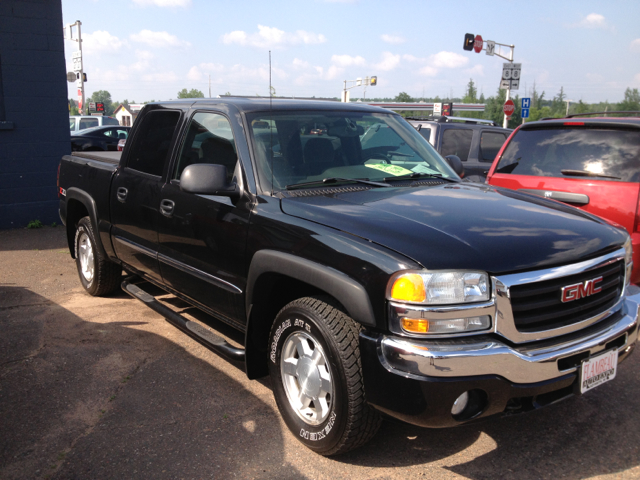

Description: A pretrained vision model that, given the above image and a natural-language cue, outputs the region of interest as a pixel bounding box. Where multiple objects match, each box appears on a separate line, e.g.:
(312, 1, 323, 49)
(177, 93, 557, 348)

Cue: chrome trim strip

(379, 290, 640, 384)
(388, 300, 495, 338)
(493, 247, 626, 343)
(158, 253, 242, 294)
(114, 235, 158, 259)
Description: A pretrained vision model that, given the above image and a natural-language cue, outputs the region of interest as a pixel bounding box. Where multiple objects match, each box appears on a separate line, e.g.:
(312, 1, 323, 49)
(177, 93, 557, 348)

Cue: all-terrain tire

(268, 296, 382, 455)
(74, 216, 121, 296)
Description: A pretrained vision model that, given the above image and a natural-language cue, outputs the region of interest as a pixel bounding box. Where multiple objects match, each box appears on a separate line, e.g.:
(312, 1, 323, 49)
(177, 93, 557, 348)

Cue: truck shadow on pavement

(2, 283, 639, 479)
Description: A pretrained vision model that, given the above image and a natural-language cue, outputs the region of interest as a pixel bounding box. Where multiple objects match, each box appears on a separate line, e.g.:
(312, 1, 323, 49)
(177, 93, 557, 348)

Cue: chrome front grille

(493, 249, 627, 343)
(509, 260, 624, 332)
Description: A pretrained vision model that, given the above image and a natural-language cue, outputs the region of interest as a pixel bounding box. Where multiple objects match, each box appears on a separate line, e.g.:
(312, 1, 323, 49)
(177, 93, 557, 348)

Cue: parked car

(58, 99, 638, 455)
(70, 125, 131, 152)
(69, 115, 120, 132)
(407, 116, 511, 181)
(486, 112, 640, 284)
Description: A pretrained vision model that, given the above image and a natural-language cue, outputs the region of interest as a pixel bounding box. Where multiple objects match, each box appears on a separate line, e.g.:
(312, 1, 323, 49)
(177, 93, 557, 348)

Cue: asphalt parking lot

(2, 226, 640, 479)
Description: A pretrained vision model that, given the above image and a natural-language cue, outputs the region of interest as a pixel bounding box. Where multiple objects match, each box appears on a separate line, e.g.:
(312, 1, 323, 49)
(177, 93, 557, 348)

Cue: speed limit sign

(502, 63, 521, 90)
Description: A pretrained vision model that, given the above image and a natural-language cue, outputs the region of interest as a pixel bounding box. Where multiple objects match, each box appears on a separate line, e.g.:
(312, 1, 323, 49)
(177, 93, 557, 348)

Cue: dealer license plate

(580, 349, 618, 394)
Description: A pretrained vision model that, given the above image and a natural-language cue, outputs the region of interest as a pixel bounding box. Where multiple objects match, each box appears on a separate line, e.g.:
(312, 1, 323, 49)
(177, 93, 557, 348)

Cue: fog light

(451, 391, 469, 416)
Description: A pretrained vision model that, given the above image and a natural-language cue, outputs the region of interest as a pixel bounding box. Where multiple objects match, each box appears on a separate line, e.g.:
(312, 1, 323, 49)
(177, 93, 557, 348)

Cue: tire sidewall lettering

(269, 310, 343, 450)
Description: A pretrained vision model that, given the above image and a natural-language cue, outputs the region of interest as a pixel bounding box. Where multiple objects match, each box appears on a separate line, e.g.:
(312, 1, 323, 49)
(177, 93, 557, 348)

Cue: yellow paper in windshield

(365, 164, 413, 176)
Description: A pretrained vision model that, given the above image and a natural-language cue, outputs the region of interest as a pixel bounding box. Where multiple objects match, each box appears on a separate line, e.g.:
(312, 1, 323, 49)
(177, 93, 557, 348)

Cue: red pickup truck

(486, 113, 640, 284)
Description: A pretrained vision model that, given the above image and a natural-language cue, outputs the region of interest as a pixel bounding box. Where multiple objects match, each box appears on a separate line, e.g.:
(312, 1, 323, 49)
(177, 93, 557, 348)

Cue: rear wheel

(268, 296, 381, 455)
(74, 216, 121, 296)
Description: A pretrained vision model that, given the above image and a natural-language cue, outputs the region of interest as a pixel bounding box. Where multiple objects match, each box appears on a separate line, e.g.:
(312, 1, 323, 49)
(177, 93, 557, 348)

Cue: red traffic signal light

(463, 33, 474, 51)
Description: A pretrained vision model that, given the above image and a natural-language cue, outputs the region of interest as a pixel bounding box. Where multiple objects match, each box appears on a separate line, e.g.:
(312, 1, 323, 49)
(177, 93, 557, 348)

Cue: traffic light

(76, 72, 87, 82)
(463, 33, 474, 51)
(370, 76, 377, 86)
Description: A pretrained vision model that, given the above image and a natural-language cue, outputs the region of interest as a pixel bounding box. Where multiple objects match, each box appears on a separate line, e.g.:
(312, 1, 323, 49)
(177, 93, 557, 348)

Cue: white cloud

(187, 63, 225, 81)
(373, 52, 400, 71)
(631, 39, 640, 52)
(586, 73, 604, 83)
(132, 0, 191, 6)
(326, 65, 344, 80)
(222, 25, 326, 49)
(82, 30, 127, 55)
(331, 54, 366, 67)
(131, 50, 154, 71)
(130, 30, 191, 48)
(141, 71, 179, 83)
(430, 51, 468, 69)
(381, 34, 405, 45)
(634, 73, 640, 86)
(402, 54, 424, 62)
(578, 13, 606, 28)
(464, 64, 484, 76)
(419, 66, 438, 77)
(293, 58, 310, 69)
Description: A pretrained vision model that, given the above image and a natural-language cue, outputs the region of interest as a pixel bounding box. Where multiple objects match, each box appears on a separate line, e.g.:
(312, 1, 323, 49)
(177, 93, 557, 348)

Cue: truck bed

(71, 151, 121, 165)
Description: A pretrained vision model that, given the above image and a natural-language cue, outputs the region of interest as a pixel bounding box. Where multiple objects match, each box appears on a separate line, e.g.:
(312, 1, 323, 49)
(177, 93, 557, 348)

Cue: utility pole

(65, 21, 85, 114)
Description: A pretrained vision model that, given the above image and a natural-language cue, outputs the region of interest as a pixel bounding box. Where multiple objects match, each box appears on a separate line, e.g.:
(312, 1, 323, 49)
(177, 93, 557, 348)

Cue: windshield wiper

(383, 172, 458, 183)
(285, 177, 392, 190)
(561, 169, 621, 180)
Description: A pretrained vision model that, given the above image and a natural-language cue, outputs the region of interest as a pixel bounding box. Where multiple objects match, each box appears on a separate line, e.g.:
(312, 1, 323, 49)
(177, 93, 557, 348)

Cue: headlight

(388, 271, 490, 305)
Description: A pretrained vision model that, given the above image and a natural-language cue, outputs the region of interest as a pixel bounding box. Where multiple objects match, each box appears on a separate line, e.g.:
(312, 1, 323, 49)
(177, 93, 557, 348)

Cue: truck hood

(280, 183, 627, 274)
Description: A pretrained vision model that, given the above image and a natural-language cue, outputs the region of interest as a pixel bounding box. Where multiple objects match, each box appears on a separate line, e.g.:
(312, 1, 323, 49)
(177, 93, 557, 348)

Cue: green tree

(394, 92, 414, 103)
(177, 88, 205, 99)
(573, 100, 592, 115)
(68, 98, 79, 116)
(462, 79, 478, 103)
(89, 90, 114, 115)
(618, 87, 640, 111)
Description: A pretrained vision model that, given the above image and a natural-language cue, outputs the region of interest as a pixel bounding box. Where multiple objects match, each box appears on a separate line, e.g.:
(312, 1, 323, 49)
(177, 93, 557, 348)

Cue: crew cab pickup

(58, 99, 639, 456)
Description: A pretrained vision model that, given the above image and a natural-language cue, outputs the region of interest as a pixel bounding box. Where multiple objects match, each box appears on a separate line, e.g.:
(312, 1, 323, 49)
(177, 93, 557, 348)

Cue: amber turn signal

(401, 317, 429, 333)
(390, 274, 426, 303)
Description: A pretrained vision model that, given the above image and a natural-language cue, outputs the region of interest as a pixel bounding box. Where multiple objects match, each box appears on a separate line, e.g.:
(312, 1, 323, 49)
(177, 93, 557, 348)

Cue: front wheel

(74, 216, 121, 296)
(268, 297, 381, 455)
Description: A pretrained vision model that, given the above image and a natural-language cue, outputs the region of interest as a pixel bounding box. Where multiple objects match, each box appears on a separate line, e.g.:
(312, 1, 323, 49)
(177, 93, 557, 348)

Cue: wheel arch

(244, 250, 376, 379)
(65, 188, 106, 260)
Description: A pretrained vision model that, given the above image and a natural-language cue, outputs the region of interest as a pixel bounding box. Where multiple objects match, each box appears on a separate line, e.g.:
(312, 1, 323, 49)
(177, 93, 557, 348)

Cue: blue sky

(62, 0, 640, 104)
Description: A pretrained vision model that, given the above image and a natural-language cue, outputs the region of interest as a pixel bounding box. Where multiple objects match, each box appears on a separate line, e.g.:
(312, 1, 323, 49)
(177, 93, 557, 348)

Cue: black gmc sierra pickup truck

(58, 98, 639, 455)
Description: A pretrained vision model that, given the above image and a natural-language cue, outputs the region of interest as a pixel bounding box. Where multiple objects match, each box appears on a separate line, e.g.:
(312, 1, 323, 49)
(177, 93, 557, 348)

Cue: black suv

(407, 116, 512, 182)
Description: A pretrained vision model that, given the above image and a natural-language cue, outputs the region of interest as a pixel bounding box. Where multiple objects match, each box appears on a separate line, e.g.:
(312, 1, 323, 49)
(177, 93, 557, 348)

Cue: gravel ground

(1, 226, 639, 479)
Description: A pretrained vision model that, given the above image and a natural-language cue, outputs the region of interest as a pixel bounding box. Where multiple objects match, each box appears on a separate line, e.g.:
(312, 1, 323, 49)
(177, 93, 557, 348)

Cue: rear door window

(79, 118, 99, 130)
(479, 131, 508, 162)
(126, 110, 181, 176)
(495, 127, 640, 182)
(441, 128, 473, 161)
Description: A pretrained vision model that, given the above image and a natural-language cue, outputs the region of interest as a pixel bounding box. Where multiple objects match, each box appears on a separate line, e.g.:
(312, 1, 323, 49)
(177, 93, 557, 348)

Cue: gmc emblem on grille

(561, 276, 603, 303)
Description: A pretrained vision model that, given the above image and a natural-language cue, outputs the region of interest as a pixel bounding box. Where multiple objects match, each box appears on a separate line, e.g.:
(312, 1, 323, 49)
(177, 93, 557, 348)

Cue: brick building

(0, 0, 69, 228)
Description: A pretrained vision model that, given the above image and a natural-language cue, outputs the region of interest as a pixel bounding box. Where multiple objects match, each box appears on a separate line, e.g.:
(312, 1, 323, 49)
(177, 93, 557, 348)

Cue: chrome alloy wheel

(77, 231, 95, 283)
(280, 331, 334, 425)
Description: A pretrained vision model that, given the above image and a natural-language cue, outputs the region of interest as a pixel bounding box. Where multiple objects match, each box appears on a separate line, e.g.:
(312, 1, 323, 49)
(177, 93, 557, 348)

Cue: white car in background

(69, 115, 120, 132)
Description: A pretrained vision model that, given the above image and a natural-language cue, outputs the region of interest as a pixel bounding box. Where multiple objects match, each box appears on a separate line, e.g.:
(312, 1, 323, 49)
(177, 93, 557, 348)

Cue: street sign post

(473, 35, 483, 53)
(521, 97, 531, 122)
(485, 40, 495, 56)
(501, 63, 521, 90)
(503, 99, 515, 118)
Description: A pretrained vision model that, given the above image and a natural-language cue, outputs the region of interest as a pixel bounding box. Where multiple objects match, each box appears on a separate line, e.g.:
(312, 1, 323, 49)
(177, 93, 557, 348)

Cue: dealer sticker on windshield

(580, 349, 618, 394)
(364, 164, 413, 176)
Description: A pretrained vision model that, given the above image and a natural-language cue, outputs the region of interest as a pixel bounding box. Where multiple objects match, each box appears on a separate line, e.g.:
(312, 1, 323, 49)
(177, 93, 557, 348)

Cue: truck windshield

(246, 111, 458, 192)
(495, 127, 640, 182)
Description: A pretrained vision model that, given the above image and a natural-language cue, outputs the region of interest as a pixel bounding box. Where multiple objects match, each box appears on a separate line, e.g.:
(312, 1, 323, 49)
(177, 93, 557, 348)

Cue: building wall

(0, 0, 69, 229)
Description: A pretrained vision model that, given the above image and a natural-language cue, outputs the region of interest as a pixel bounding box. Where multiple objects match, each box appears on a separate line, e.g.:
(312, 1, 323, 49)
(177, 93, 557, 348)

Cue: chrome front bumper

(379, 286, 640, 384)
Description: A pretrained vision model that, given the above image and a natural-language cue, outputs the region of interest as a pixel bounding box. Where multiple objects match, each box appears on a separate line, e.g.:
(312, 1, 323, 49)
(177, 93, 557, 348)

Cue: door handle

(160, 199, 175, 217)
(117, 187, 128, 203)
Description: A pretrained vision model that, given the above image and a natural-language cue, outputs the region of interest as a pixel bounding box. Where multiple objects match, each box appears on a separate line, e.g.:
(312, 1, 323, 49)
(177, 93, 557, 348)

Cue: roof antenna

(269, 50, 274, 196)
